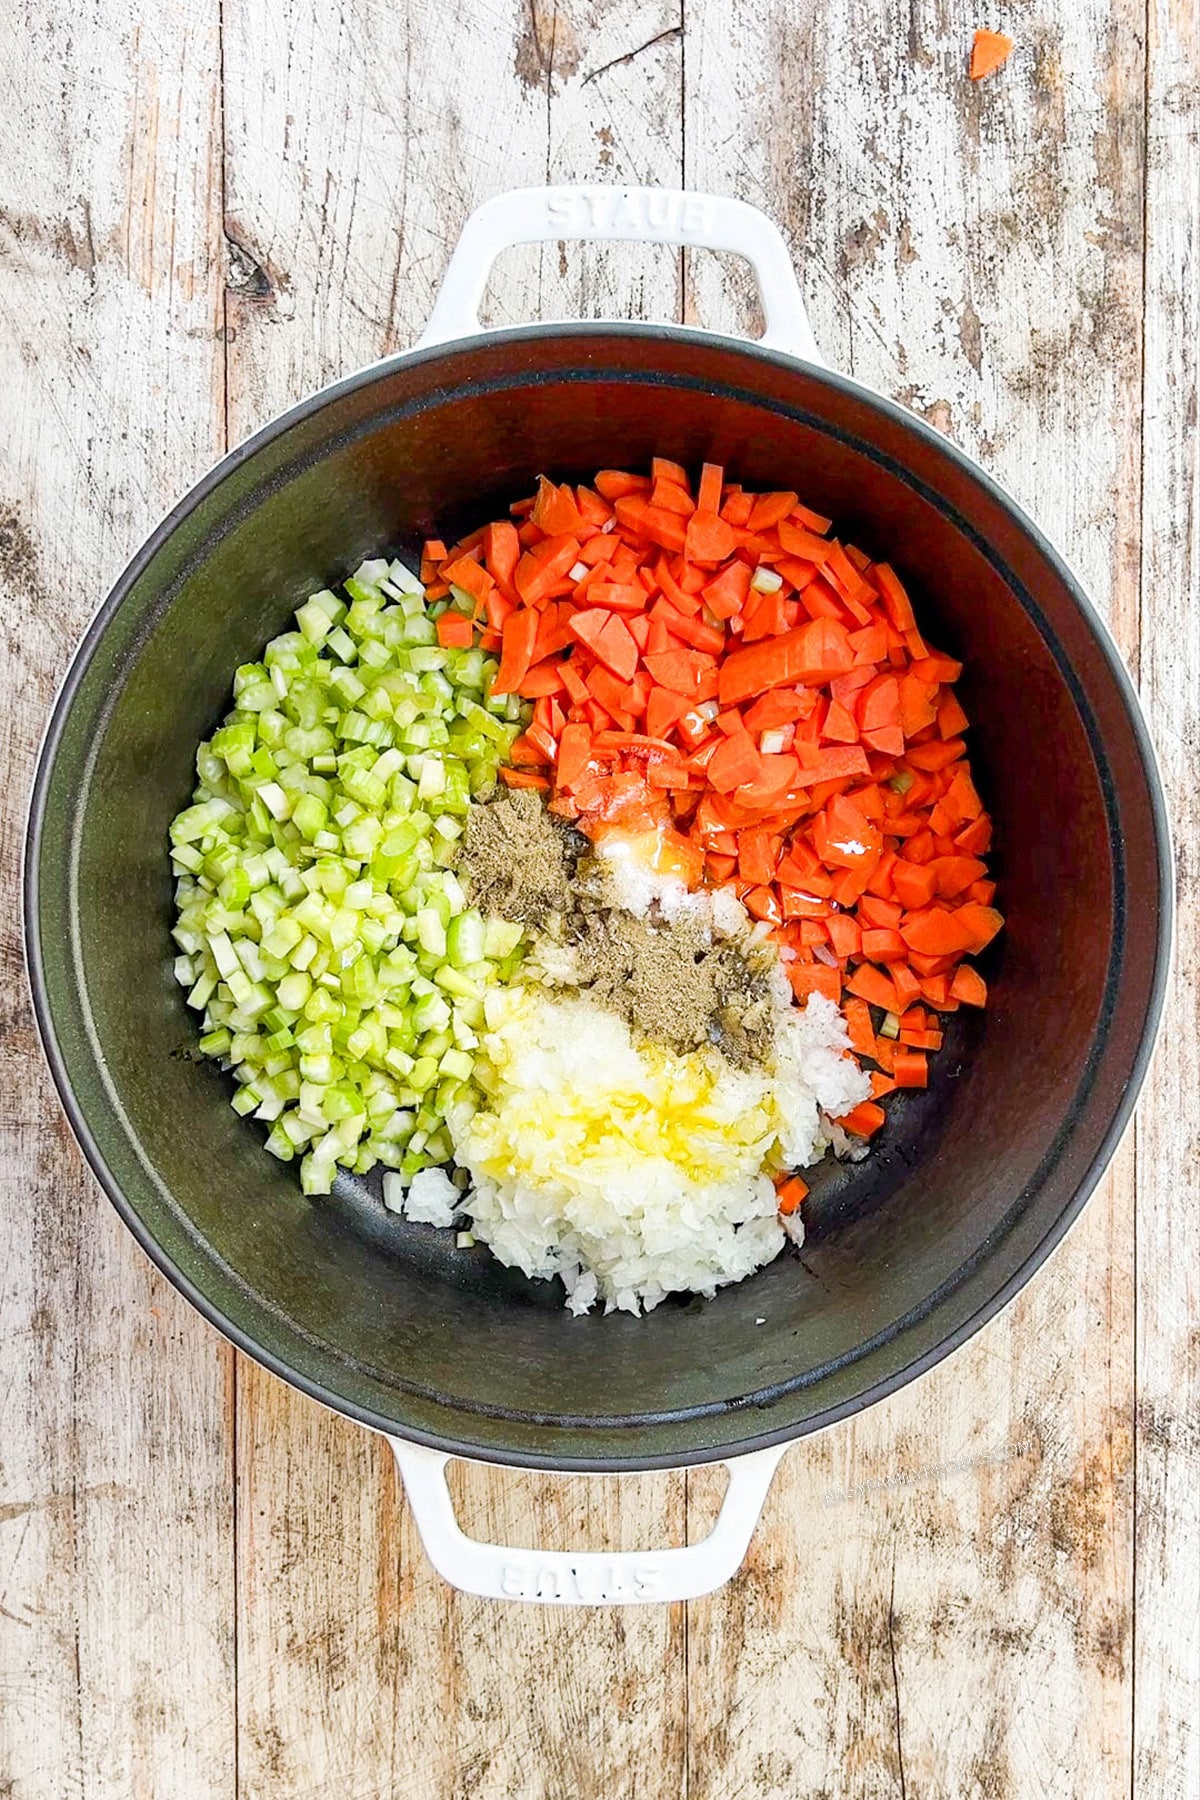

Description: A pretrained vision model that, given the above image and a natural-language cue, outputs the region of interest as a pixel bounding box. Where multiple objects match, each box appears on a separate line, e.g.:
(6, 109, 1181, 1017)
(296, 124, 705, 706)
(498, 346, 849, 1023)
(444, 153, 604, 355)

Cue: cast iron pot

(25, 188, 1171, 1605)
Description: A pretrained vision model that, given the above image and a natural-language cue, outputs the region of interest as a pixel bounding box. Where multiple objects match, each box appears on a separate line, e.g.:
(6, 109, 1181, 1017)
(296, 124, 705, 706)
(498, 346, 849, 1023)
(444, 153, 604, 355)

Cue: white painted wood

(0, 2, 235, 1797)
(1134, 1, 1200, 1793)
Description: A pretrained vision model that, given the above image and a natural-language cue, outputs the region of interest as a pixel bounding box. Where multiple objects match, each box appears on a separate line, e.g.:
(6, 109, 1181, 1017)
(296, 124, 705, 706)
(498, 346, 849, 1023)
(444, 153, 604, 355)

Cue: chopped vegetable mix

(172, 462, 1002, 1242)
(420, 463, 1002, 1140)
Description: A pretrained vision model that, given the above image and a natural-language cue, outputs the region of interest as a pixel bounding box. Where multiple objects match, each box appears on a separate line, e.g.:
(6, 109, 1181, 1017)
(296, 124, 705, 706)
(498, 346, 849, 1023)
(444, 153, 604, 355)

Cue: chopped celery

(169, 552, 524, 1197)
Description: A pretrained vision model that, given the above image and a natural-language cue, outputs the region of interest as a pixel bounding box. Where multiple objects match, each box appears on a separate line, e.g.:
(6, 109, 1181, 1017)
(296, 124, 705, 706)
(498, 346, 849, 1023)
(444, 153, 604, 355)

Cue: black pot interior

(28, 327, 1168, 1468)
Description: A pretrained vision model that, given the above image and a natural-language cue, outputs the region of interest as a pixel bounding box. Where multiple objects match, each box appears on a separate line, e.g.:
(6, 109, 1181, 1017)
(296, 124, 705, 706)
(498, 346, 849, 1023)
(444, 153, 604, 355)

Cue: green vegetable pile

(169, 559, 525, 1196)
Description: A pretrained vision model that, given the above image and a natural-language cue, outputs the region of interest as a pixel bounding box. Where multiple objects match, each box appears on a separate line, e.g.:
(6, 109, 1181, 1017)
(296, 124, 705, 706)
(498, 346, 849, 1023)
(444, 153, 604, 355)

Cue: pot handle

(388, 1437, 787, 1605)
(416, 185, 823, 364)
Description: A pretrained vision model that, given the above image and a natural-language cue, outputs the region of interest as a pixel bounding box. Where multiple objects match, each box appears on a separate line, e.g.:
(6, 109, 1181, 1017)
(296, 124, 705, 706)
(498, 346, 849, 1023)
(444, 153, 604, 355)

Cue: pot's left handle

(389, 1438, 786, 1605)
(416, 185, 823, 364)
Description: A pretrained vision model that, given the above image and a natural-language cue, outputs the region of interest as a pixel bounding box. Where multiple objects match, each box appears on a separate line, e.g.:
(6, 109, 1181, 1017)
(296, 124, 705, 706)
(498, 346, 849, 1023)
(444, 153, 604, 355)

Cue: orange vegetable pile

(422, 461, 1002, 1139)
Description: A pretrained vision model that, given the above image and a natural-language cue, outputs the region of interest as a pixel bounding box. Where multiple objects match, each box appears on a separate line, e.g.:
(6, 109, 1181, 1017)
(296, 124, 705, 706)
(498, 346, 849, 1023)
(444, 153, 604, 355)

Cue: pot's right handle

(389, 1438, 787, 1605)
(416, 185, 824, 365)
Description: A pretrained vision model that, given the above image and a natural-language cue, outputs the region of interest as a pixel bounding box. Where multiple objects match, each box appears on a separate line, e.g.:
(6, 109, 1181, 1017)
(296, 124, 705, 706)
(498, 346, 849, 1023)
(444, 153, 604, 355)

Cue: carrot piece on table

(970, 28, 1013, 78)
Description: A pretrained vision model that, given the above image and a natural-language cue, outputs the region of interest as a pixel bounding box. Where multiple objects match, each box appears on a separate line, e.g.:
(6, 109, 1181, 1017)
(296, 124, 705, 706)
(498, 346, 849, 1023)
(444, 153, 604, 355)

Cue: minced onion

(169, 558, 526, 1196)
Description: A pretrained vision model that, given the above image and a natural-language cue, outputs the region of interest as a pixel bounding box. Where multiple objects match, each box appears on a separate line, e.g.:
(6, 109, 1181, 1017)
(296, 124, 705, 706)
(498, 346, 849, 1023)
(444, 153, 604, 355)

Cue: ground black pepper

(459, 791, 777, 1063)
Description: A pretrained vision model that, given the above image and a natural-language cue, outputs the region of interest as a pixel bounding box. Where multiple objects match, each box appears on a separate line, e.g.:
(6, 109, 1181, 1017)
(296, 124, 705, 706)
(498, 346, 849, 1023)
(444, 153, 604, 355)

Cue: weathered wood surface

(0, 4, 236, 1798)
(0, 0, 1195, 1795)
(1134, 2, 1200, 1796)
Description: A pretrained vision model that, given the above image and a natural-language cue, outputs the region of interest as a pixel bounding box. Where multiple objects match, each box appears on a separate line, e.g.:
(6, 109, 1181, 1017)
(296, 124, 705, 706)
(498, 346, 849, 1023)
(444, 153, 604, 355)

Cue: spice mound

(438, 792, 869, 1314)
(460, 790, 781, 1064)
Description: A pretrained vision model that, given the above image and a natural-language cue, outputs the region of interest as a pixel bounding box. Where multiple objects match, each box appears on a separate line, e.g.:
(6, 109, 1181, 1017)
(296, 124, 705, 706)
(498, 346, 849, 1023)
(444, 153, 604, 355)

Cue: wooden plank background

(0, 0, 1196, 1793)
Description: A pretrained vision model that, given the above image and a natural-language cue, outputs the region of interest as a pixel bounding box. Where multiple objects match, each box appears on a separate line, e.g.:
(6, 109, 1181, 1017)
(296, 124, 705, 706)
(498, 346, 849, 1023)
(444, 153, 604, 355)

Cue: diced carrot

(588, 666, 637, 729)
(826, 912, 863, 961)
(970, 28, 1013, 79)
(789, 964, 843, 1004)
(697, 463, 724, 513)
(950, 965, 988, 1006)
(594, 469, 651, 500)
(685, 511, 738, 564)
(778, 520, 833, 563)
(846, 964, 901, 1013)
(435, 611, 475, 648)
(892, 1049, 928, 1088)
(747, 491, 799, 531)
(776, 1174, 809, 1215)
(707, 731, 763, 794)
(490, 608, 540, 695)
(644, 648, 715, 697)
(953, 903, 1005, 954)
(515, 537, 581, 605)
(590, 582, 649, 615)
(900, 906, 977, 956)
(702, 559, 753, 620)
(499, 767, 550, 790)
(614, 496, 689, 554)
(568, 608, 639, 681)
(531, 476, 585, 537)
(652, 479, 696, 517)
(576, 486, 614, 528)
(719, 618, 855, 706)
(449, 462, 997, 1137)
(873, 563, 916, 632)
(555, 722, 592, 790)
(652, 600, 725, 654)
(838, 1101, 887, 1138)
